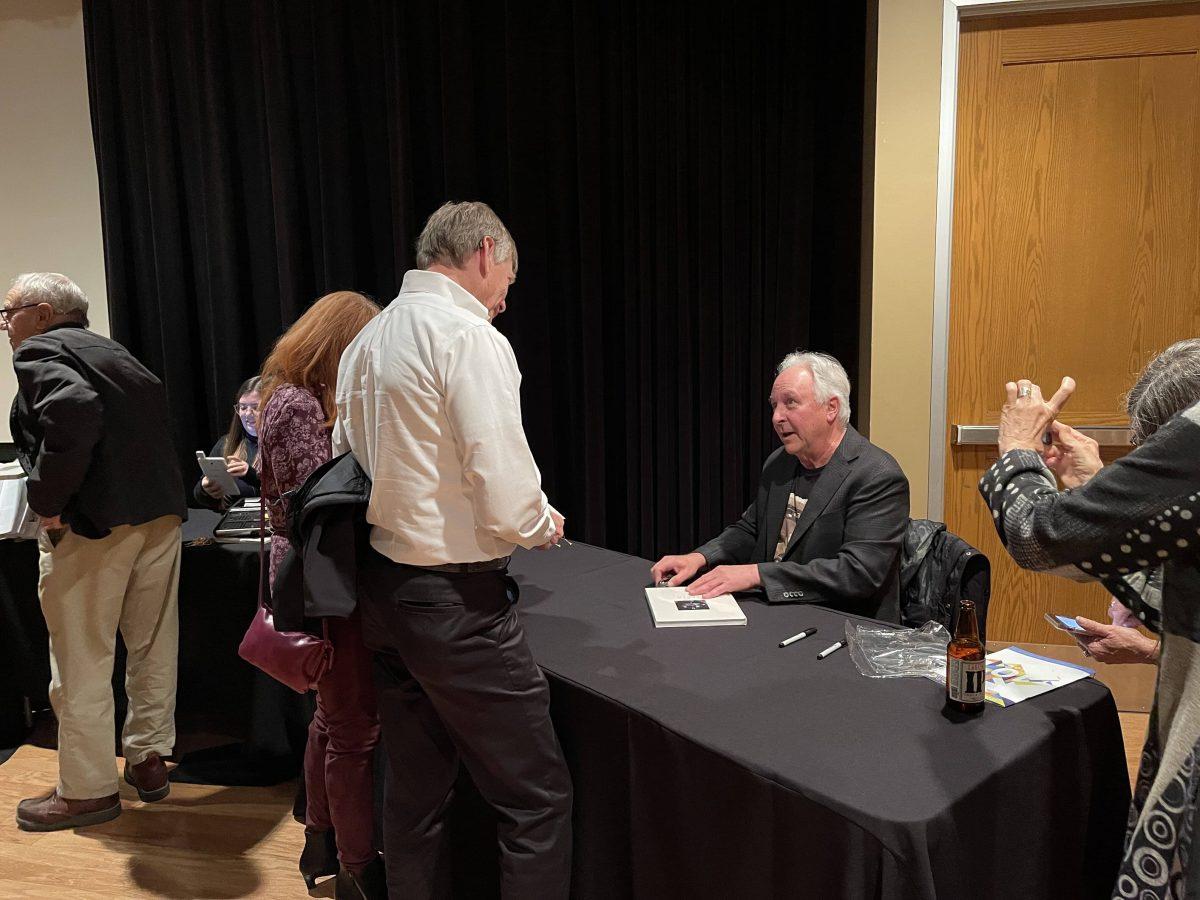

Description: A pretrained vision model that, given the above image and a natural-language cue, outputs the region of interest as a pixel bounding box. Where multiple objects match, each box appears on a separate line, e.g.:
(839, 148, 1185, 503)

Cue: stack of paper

(0, 462, 38, 541)
(644, 586, 747, 628)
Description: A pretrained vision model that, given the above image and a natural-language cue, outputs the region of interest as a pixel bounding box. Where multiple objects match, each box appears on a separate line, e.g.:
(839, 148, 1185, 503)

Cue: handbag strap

(258, 500, 267, 609)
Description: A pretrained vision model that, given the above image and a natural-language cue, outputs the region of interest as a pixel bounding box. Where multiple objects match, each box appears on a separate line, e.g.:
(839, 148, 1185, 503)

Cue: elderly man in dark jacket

(652, 351, 910, 623)
(3, 273, 185, 831)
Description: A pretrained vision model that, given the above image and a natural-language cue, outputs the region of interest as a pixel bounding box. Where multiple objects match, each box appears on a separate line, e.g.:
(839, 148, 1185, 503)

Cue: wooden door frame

(926, 0, 1184, 519)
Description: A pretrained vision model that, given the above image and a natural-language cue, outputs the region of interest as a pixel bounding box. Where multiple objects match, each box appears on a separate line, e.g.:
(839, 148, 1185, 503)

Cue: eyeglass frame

(0, 301, 44, 327)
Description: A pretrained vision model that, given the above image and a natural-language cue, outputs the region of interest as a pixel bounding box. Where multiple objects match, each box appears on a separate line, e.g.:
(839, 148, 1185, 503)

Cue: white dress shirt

(333, 269, 556, 565)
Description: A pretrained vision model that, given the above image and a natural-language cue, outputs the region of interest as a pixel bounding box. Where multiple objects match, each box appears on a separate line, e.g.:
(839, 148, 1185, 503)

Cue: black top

(791, 462, 824, 502)
(192, 434, 260, 509)
(9, 323, 185, 539)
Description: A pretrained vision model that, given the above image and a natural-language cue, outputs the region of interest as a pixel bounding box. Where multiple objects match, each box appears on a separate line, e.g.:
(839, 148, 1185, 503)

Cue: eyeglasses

(0, 302, 42, 326)
(236, 403, 259, 413)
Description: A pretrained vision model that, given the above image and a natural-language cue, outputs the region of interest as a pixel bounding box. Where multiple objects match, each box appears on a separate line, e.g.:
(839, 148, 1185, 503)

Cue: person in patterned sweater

(981, 339, 1200, 899)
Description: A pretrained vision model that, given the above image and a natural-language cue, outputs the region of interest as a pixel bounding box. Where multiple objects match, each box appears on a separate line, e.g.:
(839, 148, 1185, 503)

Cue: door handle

(953, 424, 1133, 446)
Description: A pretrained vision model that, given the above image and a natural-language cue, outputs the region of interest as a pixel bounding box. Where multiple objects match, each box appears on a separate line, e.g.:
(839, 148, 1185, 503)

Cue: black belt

(414, 556, 510, 574)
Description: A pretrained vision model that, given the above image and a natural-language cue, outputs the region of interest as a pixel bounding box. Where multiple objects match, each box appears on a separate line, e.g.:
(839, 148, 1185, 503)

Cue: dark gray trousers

(360, 551, 573, 900)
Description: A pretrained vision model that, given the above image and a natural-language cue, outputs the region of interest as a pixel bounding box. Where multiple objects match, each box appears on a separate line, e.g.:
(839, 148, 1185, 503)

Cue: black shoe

(334, 856, 387, 900)
(299, 828, 338, 890)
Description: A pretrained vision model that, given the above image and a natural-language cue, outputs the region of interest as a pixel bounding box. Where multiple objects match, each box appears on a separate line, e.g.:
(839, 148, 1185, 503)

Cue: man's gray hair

(415, 201, 518, 273)
(1125, 338, 1200, 444)
(777, 350, 852, 426)
(9, 273, 89, 321)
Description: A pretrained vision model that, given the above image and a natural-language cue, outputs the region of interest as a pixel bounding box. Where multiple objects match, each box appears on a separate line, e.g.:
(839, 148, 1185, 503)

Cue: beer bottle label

(948, 657, 986, 703)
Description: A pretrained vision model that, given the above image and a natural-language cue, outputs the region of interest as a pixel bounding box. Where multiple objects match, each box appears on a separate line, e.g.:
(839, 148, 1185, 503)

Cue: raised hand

(999, 376, 1076, 454)
(1042, 420, 1102, 489)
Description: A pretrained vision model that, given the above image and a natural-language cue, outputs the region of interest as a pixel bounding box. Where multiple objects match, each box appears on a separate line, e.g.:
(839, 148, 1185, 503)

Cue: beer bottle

(946, 598, 985, 714)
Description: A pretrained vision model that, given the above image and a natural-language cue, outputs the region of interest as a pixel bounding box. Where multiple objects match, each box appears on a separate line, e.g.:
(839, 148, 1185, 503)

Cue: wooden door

(945, 4, 1200, 644)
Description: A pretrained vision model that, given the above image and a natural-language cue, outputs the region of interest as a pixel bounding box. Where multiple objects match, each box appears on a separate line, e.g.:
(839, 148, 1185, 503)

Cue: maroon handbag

(237, 502, 333, 693)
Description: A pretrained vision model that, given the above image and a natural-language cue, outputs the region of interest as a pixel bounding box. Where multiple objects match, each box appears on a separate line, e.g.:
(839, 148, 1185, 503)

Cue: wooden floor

(0, 748, 311, 899)
(1120, 712, 1149, 789)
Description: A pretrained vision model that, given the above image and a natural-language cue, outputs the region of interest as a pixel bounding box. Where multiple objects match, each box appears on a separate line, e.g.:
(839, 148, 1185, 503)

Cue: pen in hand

(816, 640, 847, 660)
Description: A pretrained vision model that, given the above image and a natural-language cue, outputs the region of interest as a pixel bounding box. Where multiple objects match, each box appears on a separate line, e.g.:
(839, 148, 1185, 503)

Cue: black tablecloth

(484, 543, 1130, 900)
(167, 511, 312, 779)
(0, 512, 308, 778)
(0, 539, 44, 745)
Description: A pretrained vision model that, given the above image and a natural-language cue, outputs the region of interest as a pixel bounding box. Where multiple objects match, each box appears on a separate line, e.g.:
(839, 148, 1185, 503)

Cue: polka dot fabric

(978, 401, 1200, 898)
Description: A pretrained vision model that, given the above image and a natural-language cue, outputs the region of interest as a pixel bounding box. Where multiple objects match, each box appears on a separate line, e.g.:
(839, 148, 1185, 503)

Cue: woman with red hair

(258, 290, 384, 899)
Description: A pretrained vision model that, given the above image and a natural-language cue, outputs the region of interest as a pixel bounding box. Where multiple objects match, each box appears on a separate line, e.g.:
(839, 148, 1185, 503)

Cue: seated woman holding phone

(193, 376, 261, 510)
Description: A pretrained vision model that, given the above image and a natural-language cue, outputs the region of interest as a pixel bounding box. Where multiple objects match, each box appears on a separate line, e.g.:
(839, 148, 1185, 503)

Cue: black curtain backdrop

(83, 0, 868, 560)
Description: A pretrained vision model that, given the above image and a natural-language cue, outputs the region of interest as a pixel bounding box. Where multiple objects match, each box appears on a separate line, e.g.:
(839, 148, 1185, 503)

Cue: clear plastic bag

(845, 619, 950, 679)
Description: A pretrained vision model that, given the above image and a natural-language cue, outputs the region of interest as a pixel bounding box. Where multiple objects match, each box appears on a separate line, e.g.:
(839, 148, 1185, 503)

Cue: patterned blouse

(256, 383, 331, 590)
(981, 401, 1200, 899)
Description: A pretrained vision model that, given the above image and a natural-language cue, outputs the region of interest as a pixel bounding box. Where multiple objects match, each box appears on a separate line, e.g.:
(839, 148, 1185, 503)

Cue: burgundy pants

(305, 609, 380, 869)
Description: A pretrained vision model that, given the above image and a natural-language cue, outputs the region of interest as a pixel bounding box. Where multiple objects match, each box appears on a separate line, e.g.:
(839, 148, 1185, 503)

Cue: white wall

(0, 0, 108, 441)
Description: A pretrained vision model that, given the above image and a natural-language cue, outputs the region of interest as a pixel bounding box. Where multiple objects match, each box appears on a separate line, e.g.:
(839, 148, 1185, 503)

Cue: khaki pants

(37, 514, 181, 799)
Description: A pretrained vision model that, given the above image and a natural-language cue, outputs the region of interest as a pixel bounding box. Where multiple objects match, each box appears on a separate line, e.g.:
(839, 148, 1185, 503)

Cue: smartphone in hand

(1044, 613, 1088, 635)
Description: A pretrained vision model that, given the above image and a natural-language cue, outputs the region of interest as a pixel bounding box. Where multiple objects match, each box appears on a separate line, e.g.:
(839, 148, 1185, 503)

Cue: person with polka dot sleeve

(979, 339, 1200, 900)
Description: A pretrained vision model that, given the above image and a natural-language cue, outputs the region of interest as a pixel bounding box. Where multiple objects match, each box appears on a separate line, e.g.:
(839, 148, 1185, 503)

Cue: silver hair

(1125, 338, 1200, 444)
(9, 272, 90, 322)
(415, 201, 518, 273)
(776, 350, 852, 426)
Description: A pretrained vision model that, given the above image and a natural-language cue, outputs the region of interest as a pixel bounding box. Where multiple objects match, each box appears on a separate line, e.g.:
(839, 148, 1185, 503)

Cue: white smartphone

(195, 451, 238, 496)
(1044, 613, 1087, 635)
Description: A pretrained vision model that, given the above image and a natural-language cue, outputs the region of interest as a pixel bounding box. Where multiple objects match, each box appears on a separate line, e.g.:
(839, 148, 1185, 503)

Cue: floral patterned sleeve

(979, 402, 1200, 633)
(257, 384, 331, 537)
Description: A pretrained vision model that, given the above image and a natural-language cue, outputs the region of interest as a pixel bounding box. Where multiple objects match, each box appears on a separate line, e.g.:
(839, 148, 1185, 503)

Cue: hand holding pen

(546, 509, 573, 549)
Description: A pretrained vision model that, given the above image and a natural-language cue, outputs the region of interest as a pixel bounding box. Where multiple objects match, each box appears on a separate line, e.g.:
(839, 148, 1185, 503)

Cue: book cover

(644, 587, 747, 628)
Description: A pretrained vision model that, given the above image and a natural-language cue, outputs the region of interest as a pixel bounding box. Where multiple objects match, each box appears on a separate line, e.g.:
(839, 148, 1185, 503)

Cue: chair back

(899, 518, 991, 644)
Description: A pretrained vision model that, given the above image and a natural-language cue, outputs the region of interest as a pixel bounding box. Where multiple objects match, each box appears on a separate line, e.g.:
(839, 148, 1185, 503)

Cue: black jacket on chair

(269, 451, 371, 632)
(9, 323, 185, 539)
(899, 518, 990, 643)
(694, 426, 910, 622)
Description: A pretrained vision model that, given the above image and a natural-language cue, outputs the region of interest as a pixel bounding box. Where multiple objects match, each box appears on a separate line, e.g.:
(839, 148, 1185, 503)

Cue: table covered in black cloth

(459, 542, 1130, 899)
(174, 511, 312, 780)
(0, 511, 307, 779)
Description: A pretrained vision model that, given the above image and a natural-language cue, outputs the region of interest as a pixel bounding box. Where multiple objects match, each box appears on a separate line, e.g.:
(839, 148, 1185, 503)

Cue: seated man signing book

(650, 352, 909, 623)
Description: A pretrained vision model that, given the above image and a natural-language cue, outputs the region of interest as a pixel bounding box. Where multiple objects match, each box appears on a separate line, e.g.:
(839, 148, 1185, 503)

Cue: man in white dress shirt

(335, 201, 571, 898)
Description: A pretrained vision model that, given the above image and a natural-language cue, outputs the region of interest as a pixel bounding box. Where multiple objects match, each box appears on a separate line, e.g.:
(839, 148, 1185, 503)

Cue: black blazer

(694, 426, 909, 622)
(9, 323, 186, 539)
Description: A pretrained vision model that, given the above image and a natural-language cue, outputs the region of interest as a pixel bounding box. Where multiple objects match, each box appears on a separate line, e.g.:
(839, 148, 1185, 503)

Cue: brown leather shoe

(123, 753, 170, 802)
(15, 789, 121, 832)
